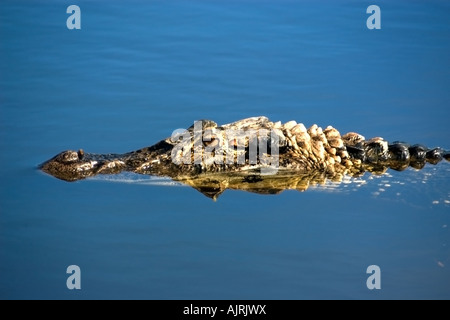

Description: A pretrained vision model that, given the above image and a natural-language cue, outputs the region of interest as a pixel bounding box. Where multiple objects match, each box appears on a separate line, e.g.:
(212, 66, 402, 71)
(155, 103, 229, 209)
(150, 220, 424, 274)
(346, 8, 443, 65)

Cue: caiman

(40, 116, 449, 199)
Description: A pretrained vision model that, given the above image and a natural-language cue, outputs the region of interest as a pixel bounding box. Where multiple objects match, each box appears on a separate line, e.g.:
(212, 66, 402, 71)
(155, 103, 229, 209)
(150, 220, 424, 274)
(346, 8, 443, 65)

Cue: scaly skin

(40, 116, 449, 198)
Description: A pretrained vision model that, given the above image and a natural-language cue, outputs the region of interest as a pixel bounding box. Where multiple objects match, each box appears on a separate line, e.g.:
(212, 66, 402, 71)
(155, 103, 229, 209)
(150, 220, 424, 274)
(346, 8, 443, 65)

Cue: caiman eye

(58, 150, 79, 164)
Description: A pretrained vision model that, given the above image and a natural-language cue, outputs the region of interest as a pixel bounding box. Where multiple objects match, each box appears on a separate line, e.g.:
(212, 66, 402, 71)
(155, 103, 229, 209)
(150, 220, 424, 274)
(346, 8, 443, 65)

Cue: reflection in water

(91, 163, 450, 202)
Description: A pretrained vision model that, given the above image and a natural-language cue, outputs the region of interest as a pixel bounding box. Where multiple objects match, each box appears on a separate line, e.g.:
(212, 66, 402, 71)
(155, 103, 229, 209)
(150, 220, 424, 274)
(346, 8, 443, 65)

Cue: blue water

(1, 0, 449, 299)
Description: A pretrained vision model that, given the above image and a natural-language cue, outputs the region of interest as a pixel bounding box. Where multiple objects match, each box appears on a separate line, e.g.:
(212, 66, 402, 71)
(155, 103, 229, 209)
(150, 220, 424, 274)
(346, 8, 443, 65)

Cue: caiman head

(39, 149, 125, 181)
(39, 149, 91, 181)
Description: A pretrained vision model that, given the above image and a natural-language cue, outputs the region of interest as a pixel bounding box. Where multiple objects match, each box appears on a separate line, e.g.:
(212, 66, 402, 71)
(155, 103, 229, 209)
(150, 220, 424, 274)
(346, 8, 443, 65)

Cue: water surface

(0, 0, 449, 299)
